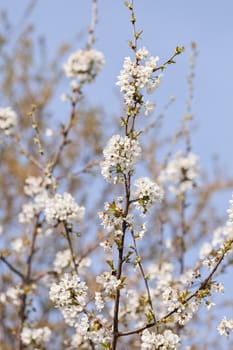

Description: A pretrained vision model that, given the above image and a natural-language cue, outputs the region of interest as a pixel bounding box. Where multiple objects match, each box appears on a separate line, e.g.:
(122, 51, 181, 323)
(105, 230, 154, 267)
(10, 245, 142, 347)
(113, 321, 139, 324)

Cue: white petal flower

(0, 107, 17, 136)
(64, 48, 105, 84)
(141, 329, 180, 350)
(159, 151, 199, 195)
(100, 134, 141, 184)
(21, 326, 51, 346)
(49, 273, 88, 326)
(132, 177, 164, 215)
(45, 192, 85, 226)
(217, 317, 233, 337)
(116, 48, 161, 113)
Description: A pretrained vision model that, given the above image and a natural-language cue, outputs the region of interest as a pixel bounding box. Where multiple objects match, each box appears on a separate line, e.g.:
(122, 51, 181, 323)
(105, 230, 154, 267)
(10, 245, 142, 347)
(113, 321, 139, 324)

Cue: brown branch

(129, 229, 156, 323)
(0, 256, 24, 279)
(16, 216, 40, 350)
(64, 223, 78, 273)
(50, 100, 77, 172)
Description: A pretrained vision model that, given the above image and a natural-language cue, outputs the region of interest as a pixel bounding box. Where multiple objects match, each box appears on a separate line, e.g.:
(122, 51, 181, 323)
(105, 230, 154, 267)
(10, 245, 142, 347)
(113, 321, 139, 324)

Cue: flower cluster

(53, 249, 91, 274)
(116, 47, 161, 115)
(0, 107, 17, 136)
(21, 326, 51, 347)
(99, 198, 124, 232)
(141, 329, 180, 350)
(64, 48, 105, 84)
(44, 192, 85, 226)
(24, 176, 50, 197)
(217, 317, 233, 337)
(132, 176, 164, 215)
(159, 152, 199, 195)
(227, 193, 233, 224)
(96, 271, 121, 294)
(49, 273, 87, 326)
(0, 285, 23, 307)
(199, 197, 233, 269)
(18, 176, 51, 224)
(70, 314, 111, 348)
(101, 134, 141, 183)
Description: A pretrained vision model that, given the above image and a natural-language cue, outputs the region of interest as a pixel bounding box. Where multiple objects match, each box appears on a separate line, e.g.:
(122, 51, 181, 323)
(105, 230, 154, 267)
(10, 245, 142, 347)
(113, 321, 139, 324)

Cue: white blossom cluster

(116, 47, 161, 115)
(21, 325, 51, 347)
(101, 134, 141, 183)
(70, 314, 89, 347)
(64, 48, 105, 84)
(141, 329, 180, 350)
(0, 285, 23, 307)
(217, 317, 233, 337)
(99, 200, 124, 232)
(121, 288, 152, 328)
(0, 107, 17, 136)
(96, 271, 121, 294)
(24, 176, 51, 197)
(159, 152, 199, 195)
(53, 249, 91, 274)
(146, 264, 203, 326)
(49, 273, 88, 326)
(132, 176, 164, 215)
(199, 223, 233, 269)
(70, 314, 111, 348)
(227, 193, 233, 224)
(18, 176, 53, 224)
(53, 249, 71, 272)
(11, 237, 26, 253)
(95, 291, 105, 311)
(44, 192, 85, 226)
(162, 286, 199, 326)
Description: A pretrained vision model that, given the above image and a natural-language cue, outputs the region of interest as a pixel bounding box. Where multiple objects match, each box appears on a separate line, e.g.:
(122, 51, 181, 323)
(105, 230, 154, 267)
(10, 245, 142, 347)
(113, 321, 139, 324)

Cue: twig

(118, 240, 232, 337)
(0, 256, 24, 280)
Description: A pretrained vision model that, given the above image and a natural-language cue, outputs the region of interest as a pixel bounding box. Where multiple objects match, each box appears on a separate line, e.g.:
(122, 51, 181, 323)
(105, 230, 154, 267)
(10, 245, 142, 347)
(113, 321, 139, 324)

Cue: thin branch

(64, 223, 78, 273)
(129, 229, 156, 323)
(118, 240, 232, 337)
(16, 216, 40, 350)
(0, 256, 24, 279)
(50, 100, 77, 172)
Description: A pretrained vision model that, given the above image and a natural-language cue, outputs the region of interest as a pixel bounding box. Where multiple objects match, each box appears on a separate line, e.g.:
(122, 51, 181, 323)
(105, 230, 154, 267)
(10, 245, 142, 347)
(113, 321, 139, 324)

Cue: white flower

(141, 329, 180, 350)
(11, 237, 26, 252)
(145, 101, 155, 116)
(21, 326, 51, 346)
(24, 176, 43, 196)
(49, 273, 88, 326)
(18, 176, 54, 224)
(159, 152, 199, 195)
(5, 285, 23, 306)
(100, 134, 141, 183)
(64, 48, 105, 84)
(95, 291, 105, 311)
(71, 315, 89, 346)
(96, 272, 121, 294)
(19, 191, 49, 224)
(116, 48, 161, 114)
(227, 194, 233, 226)
(217, 317, 233, 337)
(44, 192, 85, 226)
(99, 240, 113, 252)
(132, 177, 164, 215)
(0, 107, 17, 136)
(53, 249, 71, 272)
